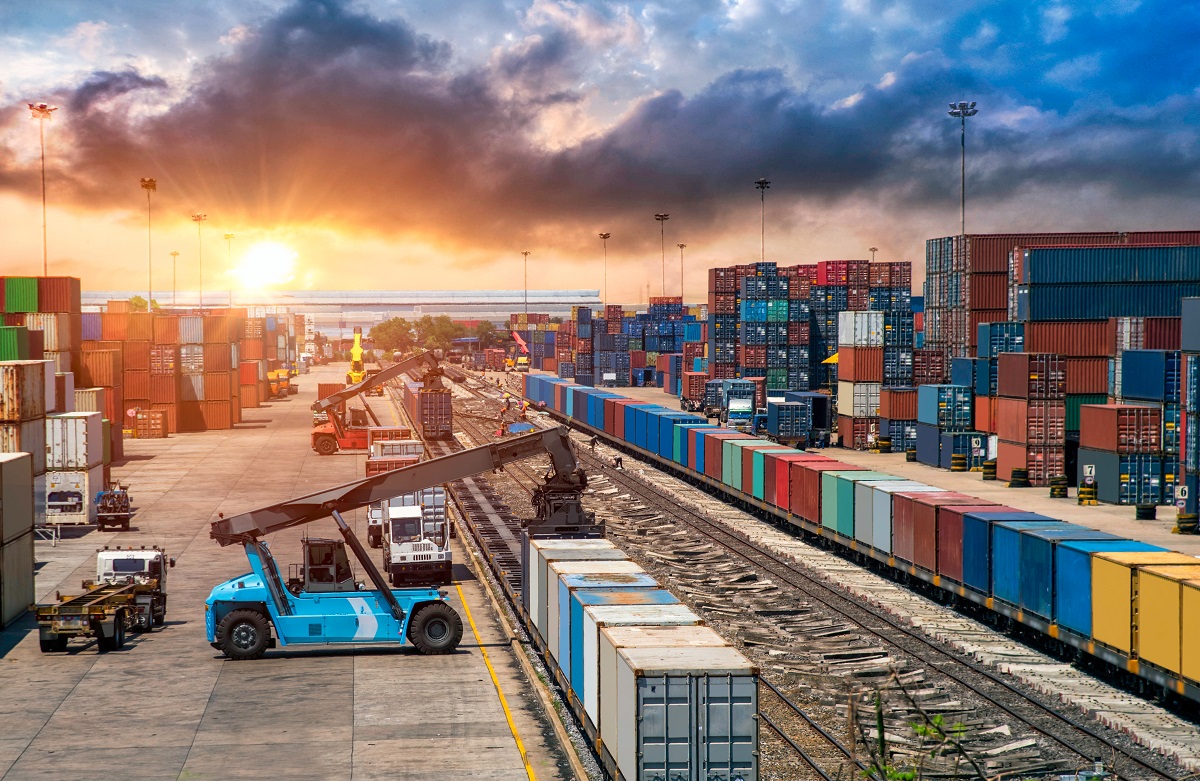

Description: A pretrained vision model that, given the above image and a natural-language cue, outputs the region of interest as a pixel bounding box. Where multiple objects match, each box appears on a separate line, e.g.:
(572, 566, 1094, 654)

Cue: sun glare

(235, 241, 297, 289)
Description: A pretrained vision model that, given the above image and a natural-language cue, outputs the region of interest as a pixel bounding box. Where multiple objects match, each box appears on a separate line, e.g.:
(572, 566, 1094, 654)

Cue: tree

(413, 315, 461, 352)
(472, 320, 497, 350)
(369, 318, 415, 353)
(128, 296, 161, 312)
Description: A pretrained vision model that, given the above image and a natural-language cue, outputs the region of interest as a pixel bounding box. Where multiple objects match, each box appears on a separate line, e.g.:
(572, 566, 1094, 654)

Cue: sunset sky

(2, 0, 1197, 302)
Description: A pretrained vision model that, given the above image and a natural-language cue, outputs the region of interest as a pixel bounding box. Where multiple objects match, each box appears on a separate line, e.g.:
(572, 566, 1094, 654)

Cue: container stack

(0, 362, 47, 526)
(879, 387, 918, 452)
(1109, 349, 1183, 504)
(836, 311, 882, 449)
(995, 353, 1067, 485)
(914, 384, 977, 468)
(1077, 404, 1165, 505)
(509, 313, 559, 374)
(1181, 299, 1199, 519)
(573, 307, 594, 386)
(0, 452, 35, 629)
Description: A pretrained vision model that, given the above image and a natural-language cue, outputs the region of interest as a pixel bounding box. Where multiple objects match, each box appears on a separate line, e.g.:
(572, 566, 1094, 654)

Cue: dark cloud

(4, 0, 1199, 261)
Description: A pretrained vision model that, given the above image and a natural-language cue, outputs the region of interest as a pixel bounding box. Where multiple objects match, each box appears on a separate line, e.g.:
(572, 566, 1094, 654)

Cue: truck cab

(720, 379, 756, 432)
(514, 356, 530, 373)
(382, 492, 452, 586)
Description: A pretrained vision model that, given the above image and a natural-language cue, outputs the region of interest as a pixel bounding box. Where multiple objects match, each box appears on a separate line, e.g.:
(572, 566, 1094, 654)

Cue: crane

(205, 425, 599, 660)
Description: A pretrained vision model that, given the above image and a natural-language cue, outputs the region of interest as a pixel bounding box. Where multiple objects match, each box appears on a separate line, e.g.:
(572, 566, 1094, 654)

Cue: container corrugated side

(1, 530, 35, 628)
(1091, 551, 1198, 654)
(1133, 565, 1200, 677)
(0, 420, 46, 476)
(606, 644, 757, 781)
(1183, 580, 1200, 684)
(853, 480, 929, 549)
(0, 452, 34, 545)
(1053, 540, 1166, 637)
(0, 361, 46, 422)
(44, 412, 103, 470)
(550, 561, 653, 672)
(523, 538, 622, 638)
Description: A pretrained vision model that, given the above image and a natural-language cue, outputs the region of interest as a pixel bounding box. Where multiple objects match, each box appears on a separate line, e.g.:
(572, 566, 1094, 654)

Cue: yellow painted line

(455, 582, 537, 781)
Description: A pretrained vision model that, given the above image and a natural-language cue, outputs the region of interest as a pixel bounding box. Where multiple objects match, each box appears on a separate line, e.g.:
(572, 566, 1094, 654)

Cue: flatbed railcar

(522, 374, 1200, 708)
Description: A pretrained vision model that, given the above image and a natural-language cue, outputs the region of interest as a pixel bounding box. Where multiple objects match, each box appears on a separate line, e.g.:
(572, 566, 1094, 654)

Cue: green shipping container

(674, 423, 714, 468)
(1065, 394, 1107, 431)
(765, 368, 788, 389)
(822, 471, 902, 538)
(4, 277, 38, 313)
(721, 439, 760, 491)
(751, 446, 792, 500)
(0, 326, 31, 360)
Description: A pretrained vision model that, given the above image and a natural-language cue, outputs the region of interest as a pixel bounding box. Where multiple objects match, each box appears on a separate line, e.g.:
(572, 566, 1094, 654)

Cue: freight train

(523, 374, 1200, 707)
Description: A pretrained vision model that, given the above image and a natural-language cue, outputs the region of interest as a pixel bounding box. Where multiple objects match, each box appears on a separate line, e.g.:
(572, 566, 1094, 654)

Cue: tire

(114, 618, 126, 649)
(121, 520, 130, 531)
(97, 622, 116, 653)
(138, 610, 154, 632)
(407, 602, 463, 655)
(39, 635, 68, 653)
(314, 436, 338, 456)
(216, 609, 270, 660)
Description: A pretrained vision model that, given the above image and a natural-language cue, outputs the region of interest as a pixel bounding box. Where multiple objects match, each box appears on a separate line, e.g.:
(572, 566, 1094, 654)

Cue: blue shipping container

(914, 423, 941, 467)
(991, 520, 1070, 608)
(938, 431, 988, 470)
(1022, 245, 1200, 284)
(961, 513, 1060, 595)
(1053, 539, 1166, 636)
(1016, 526, 1121, 620)
(916, 384, 973, 428)
(1120, 350, 1181, 403)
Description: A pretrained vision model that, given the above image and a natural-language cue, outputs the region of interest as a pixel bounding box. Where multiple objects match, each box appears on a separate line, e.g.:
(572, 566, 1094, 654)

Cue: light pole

(755, 178, 770, 264)
(948, 101, 978, 236)
(654, 213, 669, 296)
(521, 250, 530, 317)
(869, 246, 878, 262)
(677, 243, 687, 299)
(29, 102, 57, 275)
(191, 213, 207, 310)
(170, 251, 180, 307)
(598, 233, 611, 309)
(224, 233, 235, 307)
(140, 178, 156, 309)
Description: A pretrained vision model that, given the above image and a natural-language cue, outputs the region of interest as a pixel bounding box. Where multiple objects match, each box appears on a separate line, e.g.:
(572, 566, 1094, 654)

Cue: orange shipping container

(1065, 358, 1109, 394)
(153, 316, 180, 345)
(203, 343, 232, 372)
(203, 372, 232, 401)
(239, 361, 259, 386)
(995, 441, 1064, 485)
(974, 395, 998, 434)
(123, 340, 151, 370)
(178, 400, 204, 432)
(151, 403, 177, 434)
(879, 387, 917, 420)
(104, 385, 125, 427)
(123, 370, 152, 400)
(78, 350, 122, 387)
(150, 374, 179, 404)
(239, 385, 260, 409)
(241, 339, 264, 360)
(127, 313, 154, 340)
(202, 316, 230, 344)
(837, 347, 883, 383)
(200, 400, 232, 429)
(100, 312, 128, 340)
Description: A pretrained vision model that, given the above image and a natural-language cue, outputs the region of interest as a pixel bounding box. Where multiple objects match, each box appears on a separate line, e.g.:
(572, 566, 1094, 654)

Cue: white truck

(381, 488, 452, 586)
(35, 546, 174, 652)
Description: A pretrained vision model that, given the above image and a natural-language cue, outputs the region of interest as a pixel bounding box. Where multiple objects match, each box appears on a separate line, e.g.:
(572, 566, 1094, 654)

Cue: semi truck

(719, 379, 756, 432)
(205, 426, 600, 659)
(36, 546, 175, 652)
(381, 488, 452, 586)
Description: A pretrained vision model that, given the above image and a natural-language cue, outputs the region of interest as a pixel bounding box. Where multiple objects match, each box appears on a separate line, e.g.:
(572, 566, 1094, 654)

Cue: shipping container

(892, 492, 983, 571)
(995, 398, 1065, 445)
(44, 412, 104, 470)
(879, 387, 917, 421)
(0, 419, 46, 476)
(820, 471, 900, 539)
(1023, 321, 1111, 357)
(960, 512, 1060, 596)
(547, 560, 655, 670)
(522, 539, 636, 639)
(1078, 404, 1161, 453)
(1, 531, 34, 628)
(1053, 539, 1167, 637)
(997, 353, 1065, 400)
(0, 361, 46, 422)
(916, 384, 973, 429)
(837, 347, 883, 383)
(43, 464, 104, 523)
(1091, 551, 1199, 655)
(836, 381, 880, 418)
(77, 350, 122, 387)
(995, 441, 1064, 486)
(995, 525, 1121, 619)
(1077, 448, 1165, 505)
(1120, 350, 1181, 403)
(1128, 564, 1200, 677)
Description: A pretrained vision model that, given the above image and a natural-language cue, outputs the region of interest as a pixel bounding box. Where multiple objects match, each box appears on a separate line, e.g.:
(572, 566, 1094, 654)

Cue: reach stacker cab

(206, 426, 600, 660)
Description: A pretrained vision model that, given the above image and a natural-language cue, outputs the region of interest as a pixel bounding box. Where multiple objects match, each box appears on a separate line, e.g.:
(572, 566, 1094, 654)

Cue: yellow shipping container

(1183, 580, 1200, 684)
(1136, 565, 1200, 675)
(1091, 551, 1198, 654)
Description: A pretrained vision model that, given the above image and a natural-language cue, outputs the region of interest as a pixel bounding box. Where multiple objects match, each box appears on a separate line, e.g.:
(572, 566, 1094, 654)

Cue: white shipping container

(0, 419, 46, 476)
(23, 313, 73, 351)
(836, 381, 881, 418)
(583, 606, 706, 730)
(547, 561, 652, 666)
(45, 412, 104, 470)
(602, 644, 758, 781)
(1, 530, 35, 629)
(0, 361, 47, 422)
(43, 465, 104, 524)
(180, 316, 204, 344)
(0, 452, 34, 544)
(37, 360, 55, 416)
(53, 372, 75, 414)
(870, 482, 944, 554)
(524, 539, 623, 641)
(837, 310, 884, 347)
(74, 387, 106, 414)
(853, 480, 930, 549)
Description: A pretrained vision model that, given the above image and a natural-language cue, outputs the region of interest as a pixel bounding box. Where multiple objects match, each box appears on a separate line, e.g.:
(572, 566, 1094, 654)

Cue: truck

(311, 351, 441, 455)
(680, 378, 723, 416)
(381, 488, 451, 586)
(205, 426, 600, 660)
(720, 379, 756, 432)
(36, 546, 175, 653)
(94, 480, 133, 531)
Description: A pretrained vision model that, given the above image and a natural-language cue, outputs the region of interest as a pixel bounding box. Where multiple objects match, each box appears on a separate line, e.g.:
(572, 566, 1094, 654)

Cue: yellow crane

(347, 326, 367, 385)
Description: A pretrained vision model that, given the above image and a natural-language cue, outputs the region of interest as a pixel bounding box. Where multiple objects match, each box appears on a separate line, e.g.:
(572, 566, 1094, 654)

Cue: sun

(234, 242, 297, 289)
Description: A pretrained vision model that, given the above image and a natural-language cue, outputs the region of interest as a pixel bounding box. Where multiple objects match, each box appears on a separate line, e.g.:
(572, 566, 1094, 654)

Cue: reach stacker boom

(206, 425, 599, 660)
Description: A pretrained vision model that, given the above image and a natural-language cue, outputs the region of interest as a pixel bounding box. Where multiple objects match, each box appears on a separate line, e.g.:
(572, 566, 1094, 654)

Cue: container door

(696, 674, 758, 781)
(636, 674, 695, 781)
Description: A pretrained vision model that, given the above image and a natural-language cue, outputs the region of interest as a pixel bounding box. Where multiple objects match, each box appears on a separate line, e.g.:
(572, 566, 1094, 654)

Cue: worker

(590, 436, 599, 452)
(613, 455, 623, 470)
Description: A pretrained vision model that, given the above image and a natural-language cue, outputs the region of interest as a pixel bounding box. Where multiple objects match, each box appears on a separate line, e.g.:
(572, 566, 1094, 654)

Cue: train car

(522, 373, 1200, 705)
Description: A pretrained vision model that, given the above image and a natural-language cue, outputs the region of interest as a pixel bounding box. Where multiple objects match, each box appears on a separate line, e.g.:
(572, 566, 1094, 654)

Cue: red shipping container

(879, 388, 917, 421)
(912, 349, 947, 385)
(200, 400, 232, 430)
(1078, 404, 1161, 453)
(962, 233, 1132, 274)
(1025, 321, 1110, 357)
(104, 385, 125, 427)
(204, 343, 232, 372)
(27, 329, 44, 359)
(203, 315, 231, 344)
(995, 441, 1065, 485)
(997, 353, 1066, 400)
(968, 273, 1008, 310)
(892, 492, 982, 570)
(149, 402, 177, 434)
(78, 350, 122, 387)
(769, 453, 831, 511)
(973, 395, 997, 434)
(126, 313, 154, 341)
(123, 340, 151, 371)
(790, 459, 864, 523)
(738, 345, 766, 368)
(788, 276, 812, 300)
(709, 363, 736, 380)
(747, 377, 766, 409)
(740, 444, 790, 497)
(149, 345, 179, 375)
(1063, 358, 1109, 394)
(204, 371, 232, 401)
(787, 321, 810, 345)
(153, 316, 179, 345)
(123, 370, 152, 401)
(150, 374, 179, 404)
(682, 342, 705, 362)
(914, 311, 924, 332)
(838, 347, 883, 383)
(100, 313, 128, 341)
(996, 398, 1065, 445)
(1143, 317, 1181, 350)
(36, 276, 82, 313)
(704, 432, 745, 481)
(681, 371, 707, 401)
(242, 339, 264, 360)
(239, 385, 259, 410)
(837, 415, 879, 450)
(936, 504, 1014, 583)
(239, 361, 259, 386)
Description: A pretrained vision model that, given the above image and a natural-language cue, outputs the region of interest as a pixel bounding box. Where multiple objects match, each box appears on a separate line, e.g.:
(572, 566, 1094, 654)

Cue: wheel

(138, 610, 154, 632)
(114, 618, 126, 649)
(407, 602, 463, 655)
(314, 436, 338, 456)
(96, 622, 116, 653)
(154, 599, 166, 626)
(216, 609, 270, 660)
(39, 635, 68, 653)
(121, 520, 130, 531)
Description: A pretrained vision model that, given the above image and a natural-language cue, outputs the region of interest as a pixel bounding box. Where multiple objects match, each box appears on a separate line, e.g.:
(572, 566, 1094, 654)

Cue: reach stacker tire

(314, 436, 338, 456)
(217, 609, 270, 660)
(407, 603, 463, 655)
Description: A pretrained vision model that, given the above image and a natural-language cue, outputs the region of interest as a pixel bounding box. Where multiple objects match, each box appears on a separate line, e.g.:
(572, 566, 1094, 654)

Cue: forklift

(205, 426, 601, 659)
